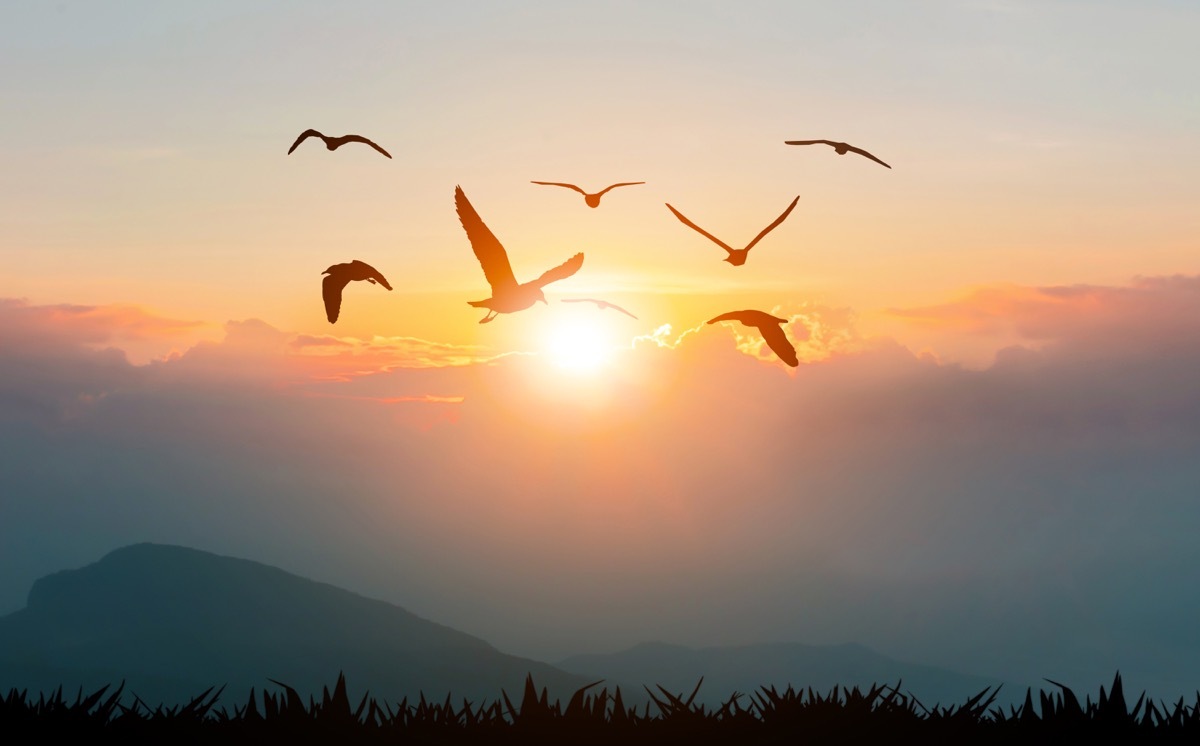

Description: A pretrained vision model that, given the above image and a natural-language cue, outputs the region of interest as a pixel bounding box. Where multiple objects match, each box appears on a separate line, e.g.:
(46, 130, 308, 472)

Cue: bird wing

(455, 186, 518, 292)
(322, 272, 348, 323)
(562, 297, 638, 319)
(707, 310, 756, 326)
(707, 309, 787, 326)
(845, 144, 891, 169)
(354, 260, 393, 290)
(594, 181, 646, 197)
(665, 204, 736, 256)
(530, 253, 584, 290)
(288, 129, 324, 154)
(531, 181, 587, 195)
(743, 196, 800, 252)
(784, 140, 837, 147)
(604, 301, 638, 320)
(759, 322, 799, 367)
(342, 134, 392, 159)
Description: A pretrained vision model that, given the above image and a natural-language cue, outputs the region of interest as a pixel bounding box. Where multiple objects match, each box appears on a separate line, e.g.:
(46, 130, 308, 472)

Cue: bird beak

(540, 298, 548, 305)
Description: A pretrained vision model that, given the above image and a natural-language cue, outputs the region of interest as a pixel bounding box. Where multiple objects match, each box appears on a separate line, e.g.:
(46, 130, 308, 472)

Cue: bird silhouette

(784, 139, 890, 169)
(288, 129, 392, 159)
(561, 298, 638, 320)
(531, 181, 645, 208)
(455, 186, 584, 323)
(707, 310, 798, 367)
(321, 260, 392, 324)
(665, 196, 799, 266)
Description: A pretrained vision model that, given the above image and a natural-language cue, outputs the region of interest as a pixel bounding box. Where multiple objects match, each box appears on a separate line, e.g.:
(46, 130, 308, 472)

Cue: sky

(2, 0, 1200, 699)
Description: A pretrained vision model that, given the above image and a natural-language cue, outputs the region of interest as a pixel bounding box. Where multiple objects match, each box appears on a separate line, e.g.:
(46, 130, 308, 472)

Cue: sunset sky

(3, 1, 1200, 700)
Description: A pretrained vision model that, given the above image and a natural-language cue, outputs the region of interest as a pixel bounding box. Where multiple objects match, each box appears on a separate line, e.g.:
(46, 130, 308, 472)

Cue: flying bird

(531, 181, 645, 208)
(455, 185, 584, 323)
(288, 129, 392, 159)
(784, 139, 890, 169)
(562, 298, 638, 320)
(665, 196, 800, 266)
(707, 310, 798, 367)
(321, 260, 392, 324)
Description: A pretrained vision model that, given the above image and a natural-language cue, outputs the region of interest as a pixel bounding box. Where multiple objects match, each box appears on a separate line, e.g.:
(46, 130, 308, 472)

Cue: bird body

(561, 298, 638, 320)
(666, 196, 799, 266)
(321, 260, 392, 324)
(531, 181, 645, 208)
(785, 139, 890, 169)
(455, 186, 584, 323)
(707, 309, 798, 367)
(288, 129, 392, 159)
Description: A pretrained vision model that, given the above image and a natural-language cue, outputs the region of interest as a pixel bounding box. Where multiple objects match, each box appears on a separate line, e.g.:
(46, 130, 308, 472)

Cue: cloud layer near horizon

(2, 276, 1200, 697)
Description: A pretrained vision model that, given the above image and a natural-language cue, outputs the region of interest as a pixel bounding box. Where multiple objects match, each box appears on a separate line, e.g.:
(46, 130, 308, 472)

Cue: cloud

(3, 276, 1200, 698)
(889, 275, 1200, 342)
(0, 298, 209, 345)
(882, 275, 1200, 368)
(0, 299, 217, 369)
(296, 334, 497, 373)
(158, 320, 498, 387)
(290, 334, 354, 349)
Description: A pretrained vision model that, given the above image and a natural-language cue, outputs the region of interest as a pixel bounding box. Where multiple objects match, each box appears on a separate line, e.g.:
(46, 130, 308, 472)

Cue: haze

(2, 1, 1199, 702)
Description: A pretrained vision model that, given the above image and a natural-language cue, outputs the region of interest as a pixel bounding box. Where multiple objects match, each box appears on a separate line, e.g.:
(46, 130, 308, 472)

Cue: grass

(3, 671, 1199, 743)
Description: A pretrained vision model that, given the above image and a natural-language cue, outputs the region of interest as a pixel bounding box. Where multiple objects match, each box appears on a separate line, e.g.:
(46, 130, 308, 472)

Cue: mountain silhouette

(559, 641, 1024, 709)
(0, 543, 592, 706)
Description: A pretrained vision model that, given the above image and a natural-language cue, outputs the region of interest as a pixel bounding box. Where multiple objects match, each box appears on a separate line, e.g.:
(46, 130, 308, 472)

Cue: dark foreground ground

(3, 672, 1198, 744)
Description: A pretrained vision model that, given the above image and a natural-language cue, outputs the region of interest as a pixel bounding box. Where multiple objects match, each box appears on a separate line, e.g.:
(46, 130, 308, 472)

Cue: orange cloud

(1, 299, 210, 342)
(881, 276, 1200, 367)
(53, 304, 208, 339)
(888, 276, 1200, 339)
(0, 299, 217, 365)
(283, 335, 500, 383)
(886, 283, 1067, 335)
(290, 334, 354, 349)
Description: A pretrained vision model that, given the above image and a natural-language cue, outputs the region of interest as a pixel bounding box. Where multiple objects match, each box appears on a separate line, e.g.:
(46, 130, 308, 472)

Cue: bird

(561, 298, 638, 320)
(784, 139, 890, 169)
(531, 181, 645, 208)
(287, 129, 392, 159)
(665, 196, 799, 266)
(707, 310, 798, 367)
(321, 260, 392, 324)
(455, 185, 584, 323)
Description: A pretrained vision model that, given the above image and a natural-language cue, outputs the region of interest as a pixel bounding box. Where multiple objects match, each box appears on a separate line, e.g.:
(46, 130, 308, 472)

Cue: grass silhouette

(3, 671, 1199, 743)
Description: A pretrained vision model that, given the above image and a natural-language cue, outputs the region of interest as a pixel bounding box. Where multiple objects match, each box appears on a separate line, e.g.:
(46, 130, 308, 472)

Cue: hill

(0, 543, 590, 705)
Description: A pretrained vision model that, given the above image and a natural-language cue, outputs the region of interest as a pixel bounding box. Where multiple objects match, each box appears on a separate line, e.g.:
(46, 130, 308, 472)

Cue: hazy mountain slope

(0, 543, 589, 705)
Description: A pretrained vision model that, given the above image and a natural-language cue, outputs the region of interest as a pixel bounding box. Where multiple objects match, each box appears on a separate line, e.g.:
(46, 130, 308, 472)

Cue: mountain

(559, 641, 1027, 708)
(0, 543, 591, 706)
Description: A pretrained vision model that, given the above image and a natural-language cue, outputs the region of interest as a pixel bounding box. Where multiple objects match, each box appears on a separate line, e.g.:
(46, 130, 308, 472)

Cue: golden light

(542, 313, 619, 373)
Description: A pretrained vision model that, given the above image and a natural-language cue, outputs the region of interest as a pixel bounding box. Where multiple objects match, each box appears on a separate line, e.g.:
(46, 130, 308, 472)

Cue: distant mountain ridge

(0, 543, 590, 705)
(0, 543, 1023, 710)
(559, 640, 1025, 708)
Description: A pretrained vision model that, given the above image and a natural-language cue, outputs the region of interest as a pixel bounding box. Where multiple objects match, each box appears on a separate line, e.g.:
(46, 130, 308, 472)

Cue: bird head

(322, 266, 335, 275)
(723, 253, 748, 267)
(538, 290, 548, 304)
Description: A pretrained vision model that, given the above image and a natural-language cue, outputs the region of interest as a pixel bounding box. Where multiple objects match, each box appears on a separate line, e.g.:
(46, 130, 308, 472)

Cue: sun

(543, 315, 617, 372)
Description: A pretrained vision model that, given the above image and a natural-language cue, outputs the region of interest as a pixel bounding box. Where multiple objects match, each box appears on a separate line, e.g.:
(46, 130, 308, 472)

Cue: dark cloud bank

(1, 277, 1199, 699)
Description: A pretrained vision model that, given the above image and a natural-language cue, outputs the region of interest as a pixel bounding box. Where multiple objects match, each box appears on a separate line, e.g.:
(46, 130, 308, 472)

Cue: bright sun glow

(544, 315, 617, 372)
